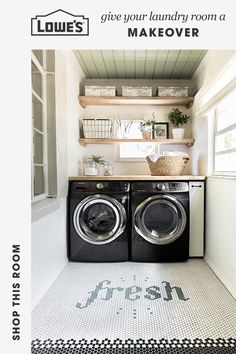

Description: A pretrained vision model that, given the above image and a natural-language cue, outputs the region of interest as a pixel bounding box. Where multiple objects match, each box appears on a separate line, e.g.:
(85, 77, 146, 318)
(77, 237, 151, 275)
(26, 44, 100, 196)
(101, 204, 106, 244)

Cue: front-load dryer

(131, 181, 189, 262)
(68, 181, 130, 262)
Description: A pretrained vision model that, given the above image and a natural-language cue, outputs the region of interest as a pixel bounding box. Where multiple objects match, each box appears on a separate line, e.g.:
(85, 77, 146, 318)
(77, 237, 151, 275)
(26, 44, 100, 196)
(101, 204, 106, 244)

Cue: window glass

(213, 88, 236, 174)
(215, 128, 236, 153)
(216, 90, 236, 131)
(31, 61, 42, 98)
(32, 95, 43, 131)
(32, 50, 43, 66)
(215, 152, 236, 172)
(34, 166, 45, 196)
(33, 131, 44, 164)
(120, 142, 156, 159)
(116, 120, 142, 139)
(31, 50, 57, 202)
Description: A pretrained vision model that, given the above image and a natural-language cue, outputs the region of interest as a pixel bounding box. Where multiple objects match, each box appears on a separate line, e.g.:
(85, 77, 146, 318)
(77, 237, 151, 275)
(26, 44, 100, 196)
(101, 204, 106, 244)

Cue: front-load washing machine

(68, 181, 130, 262)
(131, 181, 189, 262)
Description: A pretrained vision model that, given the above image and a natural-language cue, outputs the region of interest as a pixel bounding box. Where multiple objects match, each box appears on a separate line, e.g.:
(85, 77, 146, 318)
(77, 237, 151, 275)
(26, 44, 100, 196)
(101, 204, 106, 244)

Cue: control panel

(70, 181, 130, 194)
(131, 182, 189, 193)
(168, 182, 189, 192)
(108, 182, 130, 192)
(154, 182, 189, 192)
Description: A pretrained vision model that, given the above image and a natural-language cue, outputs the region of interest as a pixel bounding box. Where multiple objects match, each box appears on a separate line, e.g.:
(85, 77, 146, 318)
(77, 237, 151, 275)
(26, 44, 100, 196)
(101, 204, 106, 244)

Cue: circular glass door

(73, 194, 126, 245)
(134, 195, 186, 245)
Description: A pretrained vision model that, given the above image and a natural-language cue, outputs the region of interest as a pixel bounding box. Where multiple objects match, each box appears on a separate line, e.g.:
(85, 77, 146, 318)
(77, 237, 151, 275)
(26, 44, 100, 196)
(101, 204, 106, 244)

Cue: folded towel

(162, 151, 189, 158)
(147, 153, 159, 162)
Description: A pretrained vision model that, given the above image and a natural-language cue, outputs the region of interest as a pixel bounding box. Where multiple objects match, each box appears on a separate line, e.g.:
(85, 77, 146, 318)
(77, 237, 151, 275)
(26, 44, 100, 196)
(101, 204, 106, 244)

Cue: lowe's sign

(31, 9, 89, 36)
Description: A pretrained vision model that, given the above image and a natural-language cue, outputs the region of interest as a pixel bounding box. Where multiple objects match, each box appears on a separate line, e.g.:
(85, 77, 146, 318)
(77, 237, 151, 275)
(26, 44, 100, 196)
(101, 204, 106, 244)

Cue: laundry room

(31, 50, 236, 353)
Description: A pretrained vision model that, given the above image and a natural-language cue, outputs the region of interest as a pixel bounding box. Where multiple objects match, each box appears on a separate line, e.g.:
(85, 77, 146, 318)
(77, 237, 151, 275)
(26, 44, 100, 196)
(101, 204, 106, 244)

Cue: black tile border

(32, 338, 236, 353)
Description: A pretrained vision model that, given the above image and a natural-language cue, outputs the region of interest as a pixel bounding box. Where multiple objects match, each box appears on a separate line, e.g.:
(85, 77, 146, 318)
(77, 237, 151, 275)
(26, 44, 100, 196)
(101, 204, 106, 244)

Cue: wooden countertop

(69, 175, 206, 181)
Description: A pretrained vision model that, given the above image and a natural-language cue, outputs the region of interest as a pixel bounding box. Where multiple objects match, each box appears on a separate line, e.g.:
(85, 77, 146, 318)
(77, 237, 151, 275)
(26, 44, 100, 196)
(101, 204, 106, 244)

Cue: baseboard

(32, 259, 68, 310)
(204, 255, 236, 299)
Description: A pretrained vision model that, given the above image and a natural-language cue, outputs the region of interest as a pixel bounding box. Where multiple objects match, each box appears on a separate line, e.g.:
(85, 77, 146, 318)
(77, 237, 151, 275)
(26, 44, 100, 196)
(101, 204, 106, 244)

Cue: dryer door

(134, 195, 187, 245)
(73, 194, 127, 245)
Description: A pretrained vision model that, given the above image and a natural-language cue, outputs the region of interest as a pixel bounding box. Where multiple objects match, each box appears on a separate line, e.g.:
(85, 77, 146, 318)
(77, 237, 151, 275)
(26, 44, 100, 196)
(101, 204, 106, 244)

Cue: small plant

(88, 155, 105, 165)
(167, 108, 190, 128)
(139, 112, 156, 132)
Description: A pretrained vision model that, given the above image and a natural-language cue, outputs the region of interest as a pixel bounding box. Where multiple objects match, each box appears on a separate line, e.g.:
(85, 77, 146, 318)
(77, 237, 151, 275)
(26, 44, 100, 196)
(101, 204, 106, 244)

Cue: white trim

(212, 173, 236, 179)
(31, 51, 44, 72)
(196, 77, 236, 118)
(31, 50, 49, 201)
(32, 89, 43, 103)
(42, 51, 49, 198)
(204, 255, 236, 300)
(191, 51, 209, 81)
(31, 197, 61, 222)
(204, 85, 236, 177)
(31, 259, 67, 310)
(208, 175, 236, 180)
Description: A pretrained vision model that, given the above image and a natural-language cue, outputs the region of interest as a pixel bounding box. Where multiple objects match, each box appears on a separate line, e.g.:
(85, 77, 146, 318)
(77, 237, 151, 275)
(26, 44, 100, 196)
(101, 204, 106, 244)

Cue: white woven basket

(146, 156, 189, 176)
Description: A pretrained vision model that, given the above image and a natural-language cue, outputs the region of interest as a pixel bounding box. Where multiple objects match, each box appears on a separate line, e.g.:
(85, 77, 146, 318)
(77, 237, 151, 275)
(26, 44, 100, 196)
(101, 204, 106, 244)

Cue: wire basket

(146, 156, 189, 176)
(82, 119, 113, 138)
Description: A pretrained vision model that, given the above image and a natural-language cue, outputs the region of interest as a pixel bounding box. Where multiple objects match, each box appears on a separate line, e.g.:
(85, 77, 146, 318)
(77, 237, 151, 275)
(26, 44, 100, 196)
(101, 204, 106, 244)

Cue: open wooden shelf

(79, 138, 195, 147)
(78, 96, 194, 108)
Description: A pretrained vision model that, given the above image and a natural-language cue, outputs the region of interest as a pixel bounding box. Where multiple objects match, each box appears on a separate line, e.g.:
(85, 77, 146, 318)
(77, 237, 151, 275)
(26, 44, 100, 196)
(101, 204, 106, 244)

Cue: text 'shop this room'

(31, 50, 236, 353)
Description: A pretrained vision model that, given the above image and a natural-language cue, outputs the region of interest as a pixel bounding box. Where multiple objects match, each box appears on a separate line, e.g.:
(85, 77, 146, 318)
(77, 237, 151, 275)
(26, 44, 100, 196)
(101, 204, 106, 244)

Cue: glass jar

(103, 161, 114, 176)
(84, 161, 98, 176)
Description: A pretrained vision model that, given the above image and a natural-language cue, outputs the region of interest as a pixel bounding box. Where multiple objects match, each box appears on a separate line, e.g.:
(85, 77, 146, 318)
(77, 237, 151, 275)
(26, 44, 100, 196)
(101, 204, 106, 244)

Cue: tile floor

(32, 260, 236, 353)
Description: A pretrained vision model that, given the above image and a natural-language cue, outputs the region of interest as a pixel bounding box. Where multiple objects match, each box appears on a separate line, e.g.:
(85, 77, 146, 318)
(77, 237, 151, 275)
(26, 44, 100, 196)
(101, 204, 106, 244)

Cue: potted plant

(84, 155, 105, 176)
(88, 155, 105, 165)
(167, 108, 190, 139)
(139, 113, 156, 139)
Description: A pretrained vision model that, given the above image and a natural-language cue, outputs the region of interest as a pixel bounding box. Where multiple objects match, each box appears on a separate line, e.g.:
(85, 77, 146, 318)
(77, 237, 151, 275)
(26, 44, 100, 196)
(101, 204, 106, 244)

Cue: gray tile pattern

(32, 260, 236, 342)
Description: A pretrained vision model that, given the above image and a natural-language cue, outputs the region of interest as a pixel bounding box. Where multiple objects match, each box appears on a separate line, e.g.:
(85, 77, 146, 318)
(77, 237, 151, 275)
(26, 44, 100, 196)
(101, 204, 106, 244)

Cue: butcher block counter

(69, 175, 206, 181)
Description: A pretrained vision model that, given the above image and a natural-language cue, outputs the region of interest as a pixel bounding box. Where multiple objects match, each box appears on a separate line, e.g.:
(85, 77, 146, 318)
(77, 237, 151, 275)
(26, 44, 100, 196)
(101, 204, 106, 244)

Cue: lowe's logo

(31, 9, 89, 36)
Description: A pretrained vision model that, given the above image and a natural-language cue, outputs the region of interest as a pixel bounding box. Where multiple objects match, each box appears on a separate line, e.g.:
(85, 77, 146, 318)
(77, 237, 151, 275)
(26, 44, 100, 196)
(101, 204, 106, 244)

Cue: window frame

(114, 119, 158, 161)
(115, 142, 158, 162)
(31, 51, 49, 202)
(212, 88, 236, 177)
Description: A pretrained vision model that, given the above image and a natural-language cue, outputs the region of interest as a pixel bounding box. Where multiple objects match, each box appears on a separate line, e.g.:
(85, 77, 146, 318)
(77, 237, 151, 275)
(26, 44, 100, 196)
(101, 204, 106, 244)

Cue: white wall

(31, 51, 84, 309)
(64, 51, 85, 176)
(192, 50, 236, 298)
(205, 178, 236, 298)
(31, 199, 67, 308)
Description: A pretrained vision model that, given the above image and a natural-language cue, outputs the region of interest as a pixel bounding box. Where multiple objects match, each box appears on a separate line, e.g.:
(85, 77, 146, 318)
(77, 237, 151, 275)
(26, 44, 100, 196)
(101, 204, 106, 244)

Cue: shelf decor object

(153, 122, 169, 139)
(85, 86, 116, 96)
(82, 118, 113, 138)
(146, 155, 189, 176)
(157, 86, 189, 97)
(167, 108, 190, 140)
(122, 86, 152, 96)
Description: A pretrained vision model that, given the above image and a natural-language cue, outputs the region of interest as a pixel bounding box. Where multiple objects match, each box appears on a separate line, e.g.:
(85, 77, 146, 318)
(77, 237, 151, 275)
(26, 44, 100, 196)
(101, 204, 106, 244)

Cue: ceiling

(73, 50, 207, 80)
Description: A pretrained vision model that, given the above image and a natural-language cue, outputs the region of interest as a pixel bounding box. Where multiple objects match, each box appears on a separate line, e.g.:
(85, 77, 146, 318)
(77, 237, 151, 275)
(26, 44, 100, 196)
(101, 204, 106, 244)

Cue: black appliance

(131, 181, 189, 262)
(68, 181, 130, 262)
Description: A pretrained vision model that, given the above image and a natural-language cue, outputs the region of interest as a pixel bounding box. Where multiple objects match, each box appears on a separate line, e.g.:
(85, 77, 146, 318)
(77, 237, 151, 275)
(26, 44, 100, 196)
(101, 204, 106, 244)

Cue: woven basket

(146, 156, 189, 176)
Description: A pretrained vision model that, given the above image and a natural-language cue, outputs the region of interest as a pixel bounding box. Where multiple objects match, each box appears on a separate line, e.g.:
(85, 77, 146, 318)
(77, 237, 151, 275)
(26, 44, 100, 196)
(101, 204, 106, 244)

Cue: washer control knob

(96, 183, 104, 190)
(156, 183, 165, 191)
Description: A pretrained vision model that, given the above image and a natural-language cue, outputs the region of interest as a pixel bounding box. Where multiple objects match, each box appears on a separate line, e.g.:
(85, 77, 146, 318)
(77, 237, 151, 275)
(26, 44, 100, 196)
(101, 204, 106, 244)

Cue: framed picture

(153, 122, 169, 139)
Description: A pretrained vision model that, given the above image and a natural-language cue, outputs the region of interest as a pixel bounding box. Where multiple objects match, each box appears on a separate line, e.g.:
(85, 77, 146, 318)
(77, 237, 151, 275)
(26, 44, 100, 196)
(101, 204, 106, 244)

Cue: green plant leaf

(88, 155, 105, 164)
(167, 108, 190, 128)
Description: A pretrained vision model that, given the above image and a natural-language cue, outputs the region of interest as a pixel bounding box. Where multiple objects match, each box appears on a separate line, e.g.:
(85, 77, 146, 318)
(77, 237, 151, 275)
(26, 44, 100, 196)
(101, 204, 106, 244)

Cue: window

(31, 50, 57, 201)
(119, 142, 156, 159)
(213, 88, 236, 175)
(117, 120, 156, 159)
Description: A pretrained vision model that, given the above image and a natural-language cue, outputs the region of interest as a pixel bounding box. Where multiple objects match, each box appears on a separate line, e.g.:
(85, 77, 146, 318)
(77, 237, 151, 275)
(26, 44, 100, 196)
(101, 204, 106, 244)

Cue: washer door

(134, 195, 187, 245)
(73, 194, 127, 245)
